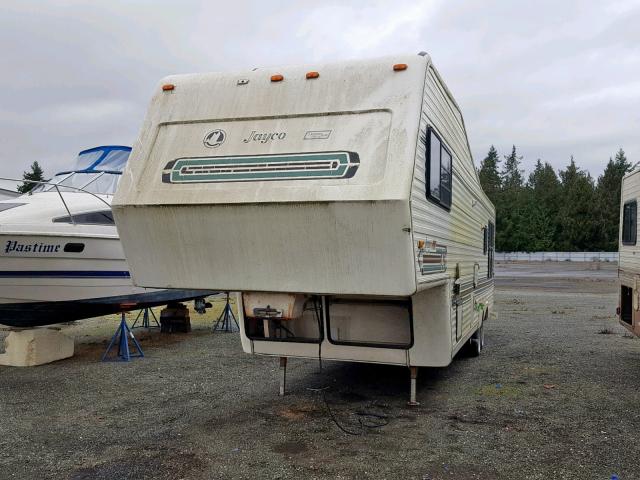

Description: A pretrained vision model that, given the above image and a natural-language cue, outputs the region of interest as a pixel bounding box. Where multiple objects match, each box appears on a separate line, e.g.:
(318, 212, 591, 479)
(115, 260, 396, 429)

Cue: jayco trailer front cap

(114, 55, 429, 296)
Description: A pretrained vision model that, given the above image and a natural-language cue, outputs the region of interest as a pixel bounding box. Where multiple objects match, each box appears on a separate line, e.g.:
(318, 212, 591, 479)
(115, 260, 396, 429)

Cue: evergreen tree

(528, 159, 562, 250)
(17, 161, 45, 194)
(526, 201, 555, 251)
(501, 145, 524, 191)
(596, 148, 632, 250)
(496, 146, 527, 252)
(557, 157, 599, 251)
(478, 145, 501, 201)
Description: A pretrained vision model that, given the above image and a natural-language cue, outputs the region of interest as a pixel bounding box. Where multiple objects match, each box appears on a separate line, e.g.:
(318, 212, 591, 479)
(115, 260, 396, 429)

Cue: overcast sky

(1, 0, 639, 190)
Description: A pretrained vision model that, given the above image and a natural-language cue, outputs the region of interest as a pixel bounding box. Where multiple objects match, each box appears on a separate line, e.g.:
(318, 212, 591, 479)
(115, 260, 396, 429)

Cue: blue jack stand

(101, 312, 144, 362)
(213, 293, 239, 332)
(131, 308, 159, 329)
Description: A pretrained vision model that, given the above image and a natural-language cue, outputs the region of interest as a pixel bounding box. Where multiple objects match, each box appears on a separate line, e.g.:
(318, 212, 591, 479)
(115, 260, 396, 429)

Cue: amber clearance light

(306, 71, 320, 79)
(393, 63, 408, 71)
(162, 84, 175, 91)
(271, 74, 284, 82)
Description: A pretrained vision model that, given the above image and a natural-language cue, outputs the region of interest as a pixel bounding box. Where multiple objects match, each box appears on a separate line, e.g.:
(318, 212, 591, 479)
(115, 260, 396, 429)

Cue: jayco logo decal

(203, 129, 226, 148)
(242, 130, 286, 144)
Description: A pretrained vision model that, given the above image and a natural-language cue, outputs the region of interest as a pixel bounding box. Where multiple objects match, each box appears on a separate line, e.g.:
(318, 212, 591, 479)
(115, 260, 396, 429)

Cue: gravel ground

(0, 263, 638, 480)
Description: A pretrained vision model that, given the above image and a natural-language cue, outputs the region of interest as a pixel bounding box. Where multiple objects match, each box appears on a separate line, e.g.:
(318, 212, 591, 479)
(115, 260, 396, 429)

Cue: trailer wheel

(468, 324, 484, 357)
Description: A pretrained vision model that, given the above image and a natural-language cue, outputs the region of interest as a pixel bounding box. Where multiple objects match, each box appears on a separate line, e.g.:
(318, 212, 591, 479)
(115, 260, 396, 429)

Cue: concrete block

(0, 328, 74, 367)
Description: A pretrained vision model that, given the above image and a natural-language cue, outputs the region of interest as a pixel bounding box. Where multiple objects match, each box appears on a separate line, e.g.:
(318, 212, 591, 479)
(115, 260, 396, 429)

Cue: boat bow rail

(0, 145, 132, 226)
(0, 177, 112, 226)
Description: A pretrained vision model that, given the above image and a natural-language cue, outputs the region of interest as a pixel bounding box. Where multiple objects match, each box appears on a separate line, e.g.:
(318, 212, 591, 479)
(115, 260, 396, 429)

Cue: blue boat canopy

(35, 146, 132, 196)
(59, 145, 132, 175)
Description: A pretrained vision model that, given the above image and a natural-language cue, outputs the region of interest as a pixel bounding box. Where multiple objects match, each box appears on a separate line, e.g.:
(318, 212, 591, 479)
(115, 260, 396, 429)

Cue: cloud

(41, 99, 136, 126)
(295, 1, 437, 60)
(0, 0, 638, 188)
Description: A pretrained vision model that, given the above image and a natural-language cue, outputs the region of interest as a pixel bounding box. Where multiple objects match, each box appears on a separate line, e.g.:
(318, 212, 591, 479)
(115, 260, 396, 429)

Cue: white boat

(0, 145, 214, 328)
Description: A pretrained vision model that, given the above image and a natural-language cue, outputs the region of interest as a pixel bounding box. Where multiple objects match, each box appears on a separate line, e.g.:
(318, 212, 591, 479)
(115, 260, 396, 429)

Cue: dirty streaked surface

(0, 263, 637, 480)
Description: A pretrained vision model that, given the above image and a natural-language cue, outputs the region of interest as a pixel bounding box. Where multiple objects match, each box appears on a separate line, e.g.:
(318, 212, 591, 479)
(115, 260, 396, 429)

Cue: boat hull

(0, 289, 213, 328)
(0, 234, 215, 328)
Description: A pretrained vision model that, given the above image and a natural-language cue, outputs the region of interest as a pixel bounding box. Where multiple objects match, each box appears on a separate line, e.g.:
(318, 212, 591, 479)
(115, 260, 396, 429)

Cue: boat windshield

(32, 146, 131, 195)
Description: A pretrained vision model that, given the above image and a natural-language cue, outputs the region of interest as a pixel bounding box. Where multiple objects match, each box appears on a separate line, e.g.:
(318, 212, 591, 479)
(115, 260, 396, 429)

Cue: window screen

(622, 200, 637, 245)
(426, 128, 452, 209)
(483, 226, 488, 255)
(429, 134, 441, 201)
(488, 221, 495, 278)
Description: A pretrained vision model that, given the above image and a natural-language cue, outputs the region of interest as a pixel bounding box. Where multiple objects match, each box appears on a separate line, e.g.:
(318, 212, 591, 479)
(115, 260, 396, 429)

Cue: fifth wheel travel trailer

(112, 53, 496, 403)
(618, 169, 640, 335)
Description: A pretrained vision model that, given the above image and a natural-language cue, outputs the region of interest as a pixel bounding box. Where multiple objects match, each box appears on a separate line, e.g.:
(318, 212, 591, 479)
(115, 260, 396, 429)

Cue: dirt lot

(0, 262, 638, 480)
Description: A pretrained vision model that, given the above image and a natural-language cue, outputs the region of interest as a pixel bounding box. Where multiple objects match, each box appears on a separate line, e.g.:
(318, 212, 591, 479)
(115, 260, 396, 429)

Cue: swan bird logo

(203, 129, 226, 148)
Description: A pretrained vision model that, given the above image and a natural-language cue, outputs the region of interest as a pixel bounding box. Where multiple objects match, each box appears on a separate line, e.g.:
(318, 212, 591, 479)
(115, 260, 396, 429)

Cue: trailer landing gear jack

(408, 366, 420, 406)
(279, 356, 287, 396)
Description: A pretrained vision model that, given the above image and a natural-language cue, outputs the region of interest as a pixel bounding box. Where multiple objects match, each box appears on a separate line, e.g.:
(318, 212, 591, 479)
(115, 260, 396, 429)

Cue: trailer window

(429, 134, 441, 200)
(483, 226, 488, 255)
(622, 200, 637, 245)
(440, 149, 452, 206)
(426, 128, 452, 209)
(488, 221, 495, 278)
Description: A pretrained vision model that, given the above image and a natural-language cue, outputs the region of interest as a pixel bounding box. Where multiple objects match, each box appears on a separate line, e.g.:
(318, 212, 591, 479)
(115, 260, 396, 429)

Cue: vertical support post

(408, 366, 420, 406)
(263, 319, 271, 338)
(279, 356, 287, 396)
(54, 184, 75, 225)
(119, 313, 130, 360)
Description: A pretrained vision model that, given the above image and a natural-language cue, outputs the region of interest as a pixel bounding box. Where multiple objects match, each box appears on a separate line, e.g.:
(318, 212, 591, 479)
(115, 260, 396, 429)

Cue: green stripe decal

(163, 151, 359, 183)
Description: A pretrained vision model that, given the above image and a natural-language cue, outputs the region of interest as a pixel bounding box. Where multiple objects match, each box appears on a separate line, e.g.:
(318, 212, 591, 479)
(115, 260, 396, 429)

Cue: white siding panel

(410, 65, 495, 345)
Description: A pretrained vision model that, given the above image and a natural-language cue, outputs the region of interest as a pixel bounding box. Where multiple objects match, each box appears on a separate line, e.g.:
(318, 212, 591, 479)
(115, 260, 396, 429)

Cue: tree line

(13, 150, 633, 253)
(478, 145, 632, 252)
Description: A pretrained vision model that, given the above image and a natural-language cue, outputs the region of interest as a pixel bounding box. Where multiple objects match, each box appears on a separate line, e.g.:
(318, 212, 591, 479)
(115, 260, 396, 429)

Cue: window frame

(622, 200, 637, 246)
(425, 127, 453, 210)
